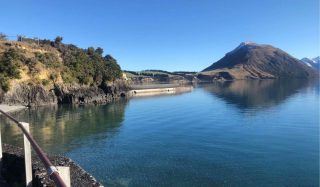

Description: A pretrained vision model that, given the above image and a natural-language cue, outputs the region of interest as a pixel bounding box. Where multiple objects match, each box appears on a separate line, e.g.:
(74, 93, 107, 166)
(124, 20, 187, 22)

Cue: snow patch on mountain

(301, 57, 320, 70)
(227, 41, 257, 55)
(312, 57, 319, 63)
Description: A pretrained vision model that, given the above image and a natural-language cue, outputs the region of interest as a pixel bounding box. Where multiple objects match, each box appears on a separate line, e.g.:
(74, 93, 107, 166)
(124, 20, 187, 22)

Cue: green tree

(87, 47, 95, 56)
(0, 49, 22, 91)
(49, 73, 58, 84)
(54, 36, 63, 44)
(95, 47, 104, 56)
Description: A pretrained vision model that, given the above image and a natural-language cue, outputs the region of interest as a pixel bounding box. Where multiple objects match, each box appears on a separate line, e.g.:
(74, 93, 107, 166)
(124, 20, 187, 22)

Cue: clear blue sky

(1, 0, 319, 71)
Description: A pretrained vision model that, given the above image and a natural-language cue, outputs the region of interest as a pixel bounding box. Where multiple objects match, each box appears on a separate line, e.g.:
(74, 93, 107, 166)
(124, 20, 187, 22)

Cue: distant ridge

(200, 42, 317, 80)
(301, 57, 320, 70)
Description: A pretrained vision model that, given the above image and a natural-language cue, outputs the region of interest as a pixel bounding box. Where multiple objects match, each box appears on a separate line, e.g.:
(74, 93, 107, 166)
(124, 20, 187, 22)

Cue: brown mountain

(199, 42, 317, 81)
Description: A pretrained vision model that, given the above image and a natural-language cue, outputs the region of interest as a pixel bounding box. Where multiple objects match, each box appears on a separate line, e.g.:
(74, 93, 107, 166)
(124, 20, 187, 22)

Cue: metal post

(0, 109, 67, 187)
(21, 122, 32, 187)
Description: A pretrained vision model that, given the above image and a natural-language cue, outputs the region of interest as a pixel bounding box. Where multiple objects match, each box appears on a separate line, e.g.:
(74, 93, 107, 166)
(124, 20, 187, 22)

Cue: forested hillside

(0, 34, 122, 92)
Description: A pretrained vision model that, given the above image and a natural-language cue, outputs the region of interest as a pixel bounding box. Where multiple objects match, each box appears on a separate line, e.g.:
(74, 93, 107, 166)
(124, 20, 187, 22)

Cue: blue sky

(1, 0, 319, 71)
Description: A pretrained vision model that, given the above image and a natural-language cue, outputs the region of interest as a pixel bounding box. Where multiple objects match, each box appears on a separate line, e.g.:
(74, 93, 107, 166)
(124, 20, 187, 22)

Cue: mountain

(200, 42, 317, 81)
(301, 57, 320, 70)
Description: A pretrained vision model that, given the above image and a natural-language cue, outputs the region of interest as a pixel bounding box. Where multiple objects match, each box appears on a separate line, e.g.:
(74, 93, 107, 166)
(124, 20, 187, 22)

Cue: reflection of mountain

(0, 100, 128, 153)
(201, 79, 315, 110)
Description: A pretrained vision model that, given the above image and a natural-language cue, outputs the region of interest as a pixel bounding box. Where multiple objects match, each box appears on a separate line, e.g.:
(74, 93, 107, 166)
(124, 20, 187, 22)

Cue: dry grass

(0, 40, 63, 89)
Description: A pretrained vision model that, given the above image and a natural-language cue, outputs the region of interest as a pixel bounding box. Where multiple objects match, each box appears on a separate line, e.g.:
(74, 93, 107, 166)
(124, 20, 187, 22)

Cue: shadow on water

(200, 78, 318, 110)
(0, 100, 128, 153)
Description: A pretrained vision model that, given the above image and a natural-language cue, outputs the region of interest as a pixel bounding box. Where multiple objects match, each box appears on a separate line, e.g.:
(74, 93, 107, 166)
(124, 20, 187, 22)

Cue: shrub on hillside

(56, 43, 122, 85)
(35, 52, 61, 68)
(0, 49, 22, 91)
(0, 75, 10, 92)
(41, 79, 50, 86)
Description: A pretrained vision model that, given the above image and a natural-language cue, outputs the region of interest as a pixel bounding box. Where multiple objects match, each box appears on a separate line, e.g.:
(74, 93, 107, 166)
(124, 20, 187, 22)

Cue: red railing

(0, 109, 67, 187)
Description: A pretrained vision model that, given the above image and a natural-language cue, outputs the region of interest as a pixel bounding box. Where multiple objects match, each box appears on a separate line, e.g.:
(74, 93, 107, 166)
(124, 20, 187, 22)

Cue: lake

(1, 79, 319, 187)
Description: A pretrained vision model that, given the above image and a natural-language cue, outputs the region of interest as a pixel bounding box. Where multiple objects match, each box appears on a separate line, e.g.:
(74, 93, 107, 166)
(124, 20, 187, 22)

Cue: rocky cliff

(0, 80, 129, 106)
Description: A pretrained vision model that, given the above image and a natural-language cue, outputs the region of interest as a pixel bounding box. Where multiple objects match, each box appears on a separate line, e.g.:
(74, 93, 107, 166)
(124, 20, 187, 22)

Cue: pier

(129, 85, 193, 97)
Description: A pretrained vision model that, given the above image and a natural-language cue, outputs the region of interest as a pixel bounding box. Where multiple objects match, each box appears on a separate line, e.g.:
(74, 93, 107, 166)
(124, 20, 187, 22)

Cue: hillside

(0, 37, 122, 91)
(199, 42, 317, 81)
(124, 70, 197, 84)
(0, 36, 126, 106)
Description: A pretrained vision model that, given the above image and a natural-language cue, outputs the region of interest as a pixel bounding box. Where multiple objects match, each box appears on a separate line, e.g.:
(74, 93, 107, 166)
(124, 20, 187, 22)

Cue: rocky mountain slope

(199, 42, 317, 81)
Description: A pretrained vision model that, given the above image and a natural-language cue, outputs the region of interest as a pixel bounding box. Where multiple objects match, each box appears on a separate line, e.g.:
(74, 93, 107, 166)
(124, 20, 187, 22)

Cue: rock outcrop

(0, 84, 56, 106)
(54, 84, 109, 105)
(0, 80, 129, 106)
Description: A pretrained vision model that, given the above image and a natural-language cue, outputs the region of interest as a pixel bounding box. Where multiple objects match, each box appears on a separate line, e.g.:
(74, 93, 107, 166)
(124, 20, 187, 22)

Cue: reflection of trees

(201, 79, 316, 110)
(0, 100, 128, 153)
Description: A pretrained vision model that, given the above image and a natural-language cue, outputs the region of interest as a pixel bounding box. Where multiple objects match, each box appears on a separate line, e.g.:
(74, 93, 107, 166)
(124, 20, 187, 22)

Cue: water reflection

(0, 80, 318, 186)
(0, 100, 128, 153)
(201, 79, 317, 110)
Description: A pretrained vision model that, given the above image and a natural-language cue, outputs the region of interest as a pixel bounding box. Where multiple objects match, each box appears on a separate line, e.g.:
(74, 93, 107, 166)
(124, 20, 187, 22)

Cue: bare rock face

(100, 79, 130, 96)
(54, 84, 108, 104)
(0, 80, 129, 106)
(53, 81, 130, 105)
(1, 84, 56, 106)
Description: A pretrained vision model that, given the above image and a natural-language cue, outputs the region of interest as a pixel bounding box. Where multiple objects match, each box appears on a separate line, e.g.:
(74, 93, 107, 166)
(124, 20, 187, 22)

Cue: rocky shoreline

(0, 80, 129, 107)
(1, 144, 103, 187)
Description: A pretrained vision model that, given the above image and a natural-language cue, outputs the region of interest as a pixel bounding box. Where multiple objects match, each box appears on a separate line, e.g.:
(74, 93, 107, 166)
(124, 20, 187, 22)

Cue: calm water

(1, 79, 319, 187)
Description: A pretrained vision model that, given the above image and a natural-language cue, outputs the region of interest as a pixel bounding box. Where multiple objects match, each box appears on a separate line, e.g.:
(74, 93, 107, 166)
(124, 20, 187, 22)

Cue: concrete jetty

(128, 86, 193, 97)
